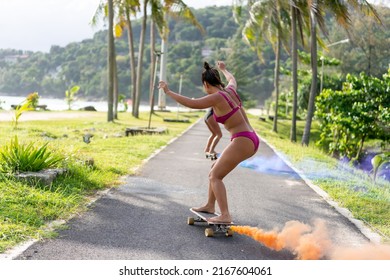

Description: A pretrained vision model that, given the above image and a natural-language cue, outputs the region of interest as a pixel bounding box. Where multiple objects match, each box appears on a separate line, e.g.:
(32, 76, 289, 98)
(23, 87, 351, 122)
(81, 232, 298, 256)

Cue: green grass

(0, 111, 388, 252)
(250, 116, 390, 242)
(0, 110, 199, 252)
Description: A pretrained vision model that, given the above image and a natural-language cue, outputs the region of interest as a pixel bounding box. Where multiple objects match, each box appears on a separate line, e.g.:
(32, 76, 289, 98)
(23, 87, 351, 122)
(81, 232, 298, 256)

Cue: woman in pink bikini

(158, 61, 259, 223)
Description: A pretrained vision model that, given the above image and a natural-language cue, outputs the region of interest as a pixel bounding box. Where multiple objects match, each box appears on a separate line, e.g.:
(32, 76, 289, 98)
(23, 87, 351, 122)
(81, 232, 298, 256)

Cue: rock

(14, 168, 67, 186)
(79, 106, 97, 111)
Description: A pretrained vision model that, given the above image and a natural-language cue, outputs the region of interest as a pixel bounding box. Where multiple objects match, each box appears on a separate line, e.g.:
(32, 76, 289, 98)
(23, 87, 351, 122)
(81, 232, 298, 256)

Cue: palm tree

(93, 0, 140, 119)
(107, 0, 115, 121)
(116, 0, 141, 116)
(288, 0, 311, 142)
(133, 0, 149, 118)
(301, 0, 380, 146)
(290, 2, 298, 142)
(242, 0, 291, 133)
(108, 0, 201, 118)
(154, 0, 204, 111)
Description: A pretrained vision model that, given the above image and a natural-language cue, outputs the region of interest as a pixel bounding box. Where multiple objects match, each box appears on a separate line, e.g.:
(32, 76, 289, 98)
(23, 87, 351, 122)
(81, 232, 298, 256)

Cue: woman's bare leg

(204, 120, 215, 153)
(207, 117, 222, 154)
(207, 136, 256, 223)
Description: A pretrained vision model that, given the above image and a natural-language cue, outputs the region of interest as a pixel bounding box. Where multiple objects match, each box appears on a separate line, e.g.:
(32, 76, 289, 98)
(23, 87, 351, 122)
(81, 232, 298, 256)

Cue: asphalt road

(15, 119, 369, 260)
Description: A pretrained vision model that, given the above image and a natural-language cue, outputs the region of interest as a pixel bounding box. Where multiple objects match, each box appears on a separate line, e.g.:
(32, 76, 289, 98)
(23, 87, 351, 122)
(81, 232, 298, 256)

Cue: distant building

(3, 54, 29, 64)
(201, 47, 213, 58)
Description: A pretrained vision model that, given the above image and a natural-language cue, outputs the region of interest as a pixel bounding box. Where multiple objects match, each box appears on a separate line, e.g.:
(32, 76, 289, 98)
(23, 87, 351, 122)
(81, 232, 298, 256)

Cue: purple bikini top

(213, 86, 242, 124)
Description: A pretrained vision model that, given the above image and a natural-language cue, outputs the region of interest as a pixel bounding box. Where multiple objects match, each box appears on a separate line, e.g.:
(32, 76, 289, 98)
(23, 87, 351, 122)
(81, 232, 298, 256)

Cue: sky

(0, 0, 387, 53)
(0, 0, 233, 52)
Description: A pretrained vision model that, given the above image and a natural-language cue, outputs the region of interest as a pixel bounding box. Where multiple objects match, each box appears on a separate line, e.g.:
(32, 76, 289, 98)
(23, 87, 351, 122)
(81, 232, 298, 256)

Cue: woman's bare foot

(191, 205, 215, 214)
(207, 214, 232, 224)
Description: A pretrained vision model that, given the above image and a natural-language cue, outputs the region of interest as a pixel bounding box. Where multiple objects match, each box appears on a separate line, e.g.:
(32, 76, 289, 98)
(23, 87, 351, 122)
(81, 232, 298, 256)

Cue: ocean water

(0, 95, 174, 112)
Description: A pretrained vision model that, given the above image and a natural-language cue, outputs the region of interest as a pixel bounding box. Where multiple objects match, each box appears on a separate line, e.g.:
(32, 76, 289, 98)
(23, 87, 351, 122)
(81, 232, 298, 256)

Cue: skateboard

(187, 208, 233, 237)
(205, 152, 218, 161)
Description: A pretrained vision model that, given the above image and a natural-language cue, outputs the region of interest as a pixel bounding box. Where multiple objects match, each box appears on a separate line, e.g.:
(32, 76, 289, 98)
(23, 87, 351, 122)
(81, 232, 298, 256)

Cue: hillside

(0, 5, 389, 107)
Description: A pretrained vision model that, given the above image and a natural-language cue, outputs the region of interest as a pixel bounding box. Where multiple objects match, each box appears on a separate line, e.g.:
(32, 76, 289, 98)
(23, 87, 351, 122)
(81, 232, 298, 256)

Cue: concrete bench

(125, 127, 167, 136)
(11, 104, 48, 110)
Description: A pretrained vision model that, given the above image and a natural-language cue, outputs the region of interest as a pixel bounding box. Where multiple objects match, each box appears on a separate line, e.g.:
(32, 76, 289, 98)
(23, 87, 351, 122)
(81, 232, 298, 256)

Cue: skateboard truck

(188, 208, 233, 237)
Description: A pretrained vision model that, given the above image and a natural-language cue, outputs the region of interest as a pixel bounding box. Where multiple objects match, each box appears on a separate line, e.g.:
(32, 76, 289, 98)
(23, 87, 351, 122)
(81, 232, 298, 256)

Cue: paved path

(15, 120, 369, 260)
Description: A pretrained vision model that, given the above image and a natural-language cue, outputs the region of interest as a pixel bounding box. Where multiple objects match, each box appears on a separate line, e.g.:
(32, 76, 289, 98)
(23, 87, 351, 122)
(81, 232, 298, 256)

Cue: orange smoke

(231, 220, 390, 260)
(231, 220, 330, 260)
(331, 244, 390, 260)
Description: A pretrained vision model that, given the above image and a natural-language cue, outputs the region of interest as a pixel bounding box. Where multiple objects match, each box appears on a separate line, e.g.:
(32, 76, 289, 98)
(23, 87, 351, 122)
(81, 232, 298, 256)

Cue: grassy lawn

(249, 116, 390, 243)
(0, 110, 200, 252)
(0, 110, 388, 253)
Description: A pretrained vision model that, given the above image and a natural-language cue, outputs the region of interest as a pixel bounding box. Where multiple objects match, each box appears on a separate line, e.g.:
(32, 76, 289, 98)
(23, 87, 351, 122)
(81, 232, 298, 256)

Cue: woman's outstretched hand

(217, 61, 226, 71)
(158, 81, 169, 93)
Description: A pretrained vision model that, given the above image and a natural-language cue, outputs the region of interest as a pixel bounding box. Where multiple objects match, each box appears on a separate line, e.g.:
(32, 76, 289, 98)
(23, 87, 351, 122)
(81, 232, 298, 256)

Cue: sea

(0, 94, 177, 112)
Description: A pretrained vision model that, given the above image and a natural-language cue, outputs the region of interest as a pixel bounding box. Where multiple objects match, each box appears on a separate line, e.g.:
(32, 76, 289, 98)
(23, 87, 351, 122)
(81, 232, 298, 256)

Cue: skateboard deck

(187, 208, 234, 237)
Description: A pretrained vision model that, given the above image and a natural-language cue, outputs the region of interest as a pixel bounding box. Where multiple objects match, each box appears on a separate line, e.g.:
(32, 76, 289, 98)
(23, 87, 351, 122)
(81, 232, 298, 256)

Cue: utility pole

(158, 13, 168, 110)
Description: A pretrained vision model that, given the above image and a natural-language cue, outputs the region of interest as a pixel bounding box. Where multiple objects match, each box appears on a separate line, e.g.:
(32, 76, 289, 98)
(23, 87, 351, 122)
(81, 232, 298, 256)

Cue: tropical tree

(242, 0, 290, 133)
(135, 0, 203, 117)
(95, 0, 202, 118)
(93, 0, 141, 118)
(65, 85, 80, 110)
(115, 0, 141, 116)
(301, 0, 380, 146)
(288, 0, 311, 142)
(107, 0, 115, 121)
(92, 0, 118, 121)
(133, 0, 149, 118)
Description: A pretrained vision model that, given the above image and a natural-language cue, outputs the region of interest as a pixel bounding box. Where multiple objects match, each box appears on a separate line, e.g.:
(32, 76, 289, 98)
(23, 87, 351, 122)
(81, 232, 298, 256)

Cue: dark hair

(202, 61, 225, 88)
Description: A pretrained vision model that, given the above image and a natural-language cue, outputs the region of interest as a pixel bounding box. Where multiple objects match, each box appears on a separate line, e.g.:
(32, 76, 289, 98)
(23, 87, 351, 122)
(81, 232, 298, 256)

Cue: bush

(315, 70, 390, 160)
(0, 136, 64, 173)
(26, 92, 39, 109)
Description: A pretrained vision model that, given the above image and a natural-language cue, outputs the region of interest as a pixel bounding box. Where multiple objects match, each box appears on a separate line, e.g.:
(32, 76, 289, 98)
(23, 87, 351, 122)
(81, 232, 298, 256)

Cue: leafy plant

(118, 94, 128, 112)
(26, 92, 39, 109)
(12, 99, 33, 129)
(65, 85, 80, 110)
(0, 136, 64, 174)
(315, 70, 390, 160)
(372, 152, 390, 183)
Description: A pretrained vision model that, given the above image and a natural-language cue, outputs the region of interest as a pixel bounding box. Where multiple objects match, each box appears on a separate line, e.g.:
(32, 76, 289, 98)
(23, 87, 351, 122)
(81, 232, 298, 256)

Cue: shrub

(13, 99, 33, 129)
(26, 92, 39, 109)
(0, 136, 64, 173)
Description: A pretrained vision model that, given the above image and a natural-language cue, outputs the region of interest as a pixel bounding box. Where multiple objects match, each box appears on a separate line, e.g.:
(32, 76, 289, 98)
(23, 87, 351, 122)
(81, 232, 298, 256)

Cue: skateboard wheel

(187, 217, 195, 225)
(205, 228, 214, 237)
(226, 229, 233, 237)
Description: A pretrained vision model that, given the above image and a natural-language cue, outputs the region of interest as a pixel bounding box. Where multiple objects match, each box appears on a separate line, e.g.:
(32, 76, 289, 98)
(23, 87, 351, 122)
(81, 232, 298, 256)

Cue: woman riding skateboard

(158, 61, 259, 223)
(204, 107, 222, 160)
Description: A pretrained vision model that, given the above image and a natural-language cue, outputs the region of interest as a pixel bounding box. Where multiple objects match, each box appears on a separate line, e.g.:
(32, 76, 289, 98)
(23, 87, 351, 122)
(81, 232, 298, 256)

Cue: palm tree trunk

(134, 0, 149, 118)
(113, 47, 118, 120)
(290, 4, 298, 142)
(302, 0, 318, 146)
(272, 31, 281, 133)
(125, 12, 137, 117)
(149, 20, 156, 114)
(107, 0, 114, 122)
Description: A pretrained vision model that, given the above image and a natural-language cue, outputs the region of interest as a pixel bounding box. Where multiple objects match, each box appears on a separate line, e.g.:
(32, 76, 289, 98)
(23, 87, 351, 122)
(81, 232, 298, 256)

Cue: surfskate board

(187, 208, 234, 237)
(205, 152, 218, 161)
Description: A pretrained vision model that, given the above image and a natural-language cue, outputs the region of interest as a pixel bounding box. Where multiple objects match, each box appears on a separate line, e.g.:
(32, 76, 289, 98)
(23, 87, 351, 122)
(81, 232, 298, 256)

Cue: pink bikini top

(213, 86, 242, 124)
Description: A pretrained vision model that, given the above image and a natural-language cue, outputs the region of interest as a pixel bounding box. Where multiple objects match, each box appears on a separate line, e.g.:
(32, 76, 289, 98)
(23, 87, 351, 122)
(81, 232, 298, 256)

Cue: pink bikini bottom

(231, 130, 260, 153)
